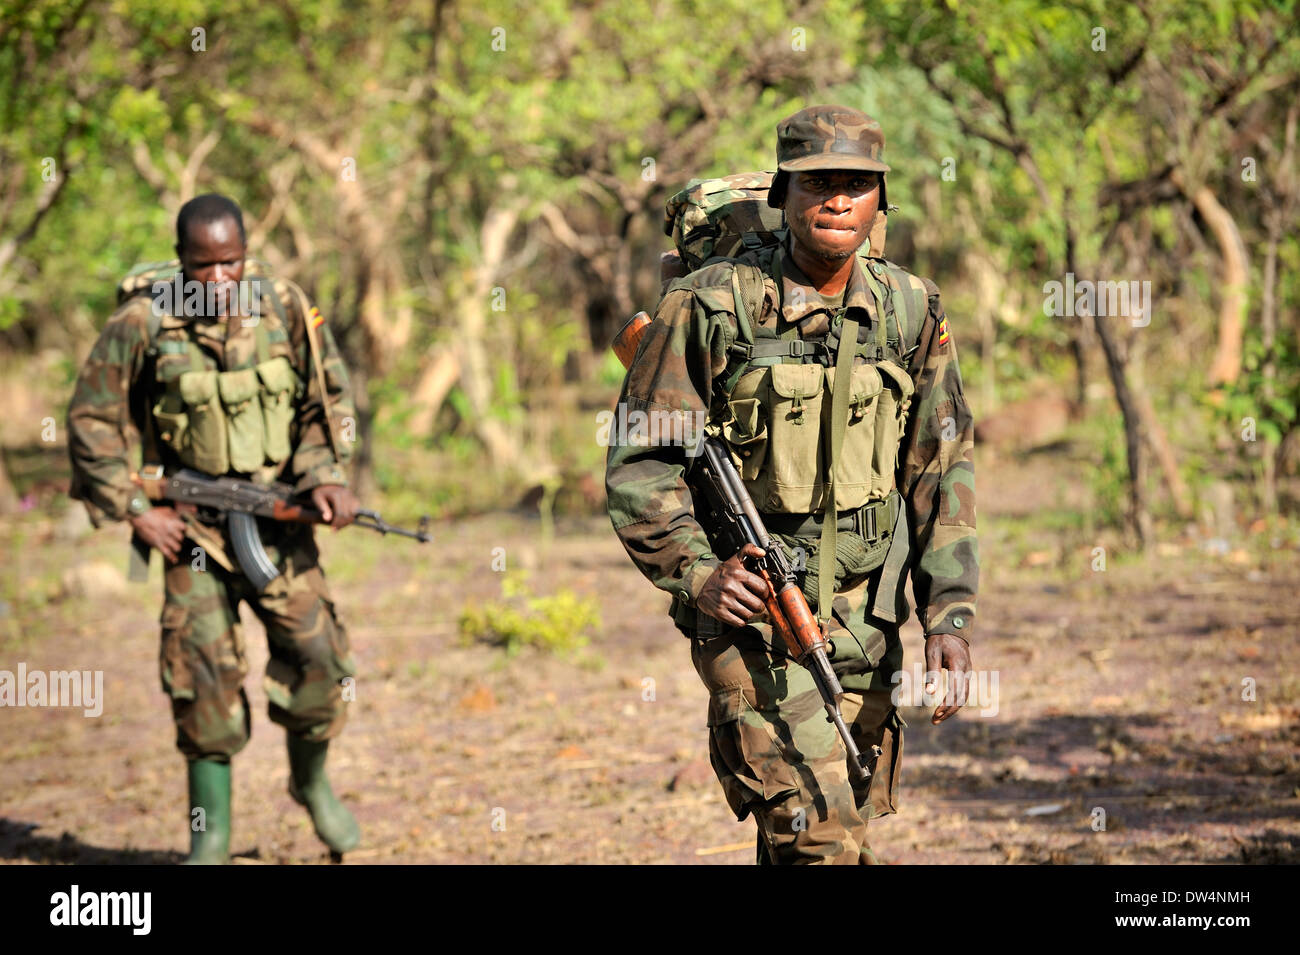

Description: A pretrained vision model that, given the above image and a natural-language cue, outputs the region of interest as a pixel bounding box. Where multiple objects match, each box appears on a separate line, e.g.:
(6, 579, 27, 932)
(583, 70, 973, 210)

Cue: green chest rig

(145, 282, 302, 478)
(710, 249, 923, 624)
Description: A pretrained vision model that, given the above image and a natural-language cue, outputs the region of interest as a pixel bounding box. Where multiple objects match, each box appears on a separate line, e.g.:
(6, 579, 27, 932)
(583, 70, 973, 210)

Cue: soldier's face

(784, 170, 880, 263)
(177, 217, 246, 316)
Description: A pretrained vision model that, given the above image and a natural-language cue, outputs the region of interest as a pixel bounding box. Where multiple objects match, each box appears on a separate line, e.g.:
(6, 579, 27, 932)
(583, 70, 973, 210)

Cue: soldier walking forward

(67, 194, 363, 863)
(607, 107, 980, 864)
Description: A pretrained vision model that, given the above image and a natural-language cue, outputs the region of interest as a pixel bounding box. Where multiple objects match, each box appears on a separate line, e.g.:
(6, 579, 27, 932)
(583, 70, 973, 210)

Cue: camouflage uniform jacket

(605, 239, 978, 641)
(66, 273, 355, 535)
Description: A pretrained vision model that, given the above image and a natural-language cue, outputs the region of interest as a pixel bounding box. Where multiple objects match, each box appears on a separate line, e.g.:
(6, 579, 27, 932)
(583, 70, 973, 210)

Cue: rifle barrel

(352, 511, 432, 542)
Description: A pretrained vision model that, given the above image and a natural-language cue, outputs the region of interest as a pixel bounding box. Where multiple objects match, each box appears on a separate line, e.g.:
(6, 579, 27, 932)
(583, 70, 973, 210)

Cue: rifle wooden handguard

(758, 568, 826, 661)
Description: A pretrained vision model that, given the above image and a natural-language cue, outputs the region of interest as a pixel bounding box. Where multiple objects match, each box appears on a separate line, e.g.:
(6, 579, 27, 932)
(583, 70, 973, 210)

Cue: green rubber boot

(183, 758, 231, 865)
(287, 736, 360, 854)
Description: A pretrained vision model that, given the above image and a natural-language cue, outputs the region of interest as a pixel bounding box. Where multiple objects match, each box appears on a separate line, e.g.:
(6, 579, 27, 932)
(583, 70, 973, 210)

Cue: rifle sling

(128, 533, 151, 582)
(289, 285, 343, 466)
(818, 315, 859, 624)
(868, 306, 938, 622)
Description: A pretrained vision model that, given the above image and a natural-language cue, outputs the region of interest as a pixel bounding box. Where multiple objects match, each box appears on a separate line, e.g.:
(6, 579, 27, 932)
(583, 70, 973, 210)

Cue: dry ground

(2, 447, 1298, 865)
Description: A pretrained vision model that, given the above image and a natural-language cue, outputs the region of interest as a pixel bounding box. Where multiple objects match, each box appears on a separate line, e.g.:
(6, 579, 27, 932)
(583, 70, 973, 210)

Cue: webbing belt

(727, 338, 891, 364)
(762, 490, 900, 541)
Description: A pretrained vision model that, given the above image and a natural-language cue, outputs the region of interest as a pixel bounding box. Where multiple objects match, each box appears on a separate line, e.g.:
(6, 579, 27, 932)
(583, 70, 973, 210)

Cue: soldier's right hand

(129, 506, 187, 563)
(697, 543, 771, 628)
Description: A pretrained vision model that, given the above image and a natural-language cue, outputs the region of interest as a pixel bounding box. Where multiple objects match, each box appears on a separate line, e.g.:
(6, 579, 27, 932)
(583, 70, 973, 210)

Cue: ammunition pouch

(175, 369, 229, 475)
(716, 256, 915, 518)
(154, 335, 300, 476)
(218, 367, 263, 473)
(257, 356, 297, 464)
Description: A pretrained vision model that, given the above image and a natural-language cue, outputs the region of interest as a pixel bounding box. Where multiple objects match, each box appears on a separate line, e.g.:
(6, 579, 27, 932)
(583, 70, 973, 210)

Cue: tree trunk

(349, 367, 377, 502)
(1260, 210, 1281, 515)
(407, 348, 461, 437)
(242, 113, 413, 375)
(1171, 169, 1249, 387)
(1070, 321, 1090, 410)
(1067, 195, 1151, 547)
(1129, 346, 1193, 520)
(455, 195, 530, 473)
(1092, 310, 1153, 548)
(0, 453, 17, 515)
(1257, 103, 1297, 516)
(1061, 189, 1090, 411)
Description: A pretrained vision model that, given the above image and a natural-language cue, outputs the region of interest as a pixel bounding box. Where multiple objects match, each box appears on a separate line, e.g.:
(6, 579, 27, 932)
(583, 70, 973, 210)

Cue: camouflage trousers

(158, 521, 356, 760)
(689, 616, 905, 865)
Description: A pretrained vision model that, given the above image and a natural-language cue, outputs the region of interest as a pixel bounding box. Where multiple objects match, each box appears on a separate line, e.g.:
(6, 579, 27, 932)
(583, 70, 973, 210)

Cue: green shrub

(458, 573, 601, 657)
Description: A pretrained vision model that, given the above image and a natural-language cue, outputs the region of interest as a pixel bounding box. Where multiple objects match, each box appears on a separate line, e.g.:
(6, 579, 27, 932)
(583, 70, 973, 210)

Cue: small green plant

(405, 659, 437, 682)
(1216, 331, 1300, 456)
(458, 572, 600, 657)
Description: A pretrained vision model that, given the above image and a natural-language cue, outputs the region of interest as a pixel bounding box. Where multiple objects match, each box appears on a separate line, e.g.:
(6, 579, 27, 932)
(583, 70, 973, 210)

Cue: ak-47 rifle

(144, 468, 432, 592)
(613, 312, 870, 782)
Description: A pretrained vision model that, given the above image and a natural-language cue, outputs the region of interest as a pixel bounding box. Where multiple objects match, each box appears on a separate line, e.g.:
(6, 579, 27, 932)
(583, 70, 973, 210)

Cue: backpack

(115, 258, 290, 346)
(659, 172, 925, 399)
(661, 170, 889, 284)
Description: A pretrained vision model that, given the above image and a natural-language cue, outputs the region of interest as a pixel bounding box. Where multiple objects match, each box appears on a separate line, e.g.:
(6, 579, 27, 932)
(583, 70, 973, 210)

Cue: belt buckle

(851, 501, 879, 540)
(788, 339, 807, 358)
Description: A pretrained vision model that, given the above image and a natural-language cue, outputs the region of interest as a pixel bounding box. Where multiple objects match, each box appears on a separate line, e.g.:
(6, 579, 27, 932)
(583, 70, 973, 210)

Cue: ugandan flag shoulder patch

(309, 306, 325, 329)
(937, 316, 950, 347)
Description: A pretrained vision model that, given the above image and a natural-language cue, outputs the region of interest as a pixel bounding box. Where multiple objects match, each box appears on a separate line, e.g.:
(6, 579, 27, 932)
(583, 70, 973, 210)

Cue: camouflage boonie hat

(769, 105, 890, 208)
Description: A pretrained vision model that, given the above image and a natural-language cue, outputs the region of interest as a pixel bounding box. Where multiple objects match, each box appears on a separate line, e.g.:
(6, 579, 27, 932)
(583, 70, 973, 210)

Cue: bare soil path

(2, 448, 1297, 864)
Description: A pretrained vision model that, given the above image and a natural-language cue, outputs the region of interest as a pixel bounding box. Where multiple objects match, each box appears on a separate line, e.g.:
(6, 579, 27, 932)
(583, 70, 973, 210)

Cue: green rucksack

(659, 171, 924, 389)
(660, 170, 889, 284)
(117, 259, 180, 306)
(115, 258, 289, 344)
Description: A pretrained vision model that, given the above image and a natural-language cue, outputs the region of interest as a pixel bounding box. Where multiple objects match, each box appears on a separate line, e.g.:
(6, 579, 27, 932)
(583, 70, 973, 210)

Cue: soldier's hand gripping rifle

(614, 312, 871, 783)
(146, 468, 432, 592)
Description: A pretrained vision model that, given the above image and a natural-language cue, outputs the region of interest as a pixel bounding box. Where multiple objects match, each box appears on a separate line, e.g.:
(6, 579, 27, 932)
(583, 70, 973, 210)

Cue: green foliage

(458, 572, 601, 657)
(1072, 410, 1129, 529)
(597, 348, 628, 390)
(1215, 330, 1300, 449)
(370, 439, 511, 519)
(3, 0, 1297, 527)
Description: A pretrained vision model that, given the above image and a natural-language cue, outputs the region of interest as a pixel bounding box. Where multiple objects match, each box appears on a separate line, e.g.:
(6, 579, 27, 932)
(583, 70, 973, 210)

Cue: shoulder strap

(254, 317, 272, 364)
(817, 314, 860, 622)
(869, 272, 937, 624)
(285, 282, 342, 462)
(718, 261, 770, 396)
(726, 259, 806, 359)
(879, 262, 927, 359)
(730, 262, 764, 347)
(144, 309, 164, 352)
(138, 309, 168, 473)
(253, 273, 289, 325)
